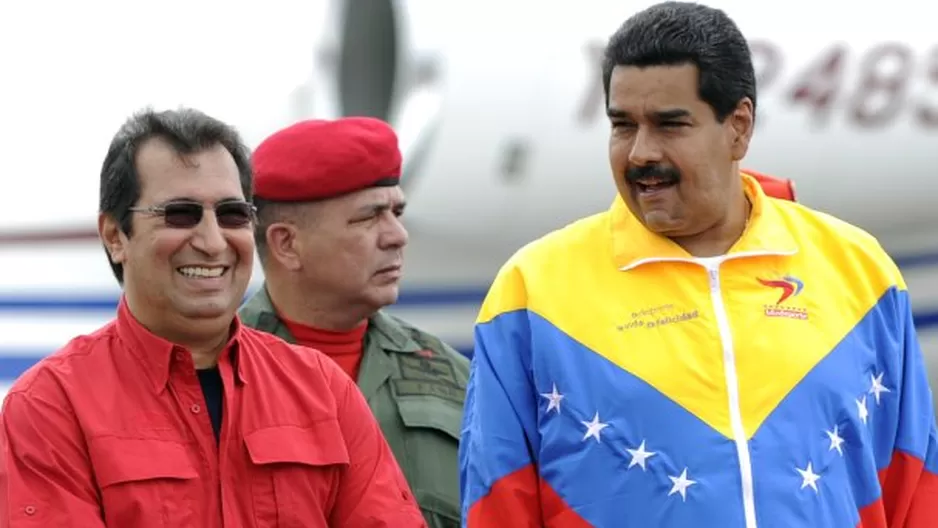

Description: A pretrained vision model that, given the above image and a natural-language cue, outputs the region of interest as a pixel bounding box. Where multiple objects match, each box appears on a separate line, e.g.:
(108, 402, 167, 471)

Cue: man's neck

(124, 293, 234, 369)
(158, 316, 234, 369)
(182, 331, 232, 369)
(265, 277, 369, 332)
(673, 195, 752, 258)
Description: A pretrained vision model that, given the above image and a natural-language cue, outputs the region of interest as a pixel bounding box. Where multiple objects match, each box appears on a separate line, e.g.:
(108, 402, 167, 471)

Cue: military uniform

(239, 288, 468, 528)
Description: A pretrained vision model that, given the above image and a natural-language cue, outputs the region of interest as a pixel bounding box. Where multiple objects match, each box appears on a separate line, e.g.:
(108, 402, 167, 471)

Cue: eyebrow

(606, 107, 691, 120)
(162, 196, 246, 205)
(354, 199, 407, 216)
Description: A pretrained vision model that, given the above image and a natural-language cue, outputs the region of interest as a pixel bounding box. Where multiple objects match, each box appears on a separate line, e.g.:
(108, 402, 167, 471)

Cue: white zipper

(703, 259, 757, 528)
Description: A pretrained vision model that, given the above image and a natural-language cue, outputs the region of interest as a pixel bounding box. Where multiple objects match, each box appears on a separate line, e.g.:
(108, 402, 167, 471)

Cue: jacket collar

(115, 296, 246, 394)
(366, 311, 423, 354)
(240, 284, 421, 354)
(238, 286, 292, 341)
(611, 171, 799, 271)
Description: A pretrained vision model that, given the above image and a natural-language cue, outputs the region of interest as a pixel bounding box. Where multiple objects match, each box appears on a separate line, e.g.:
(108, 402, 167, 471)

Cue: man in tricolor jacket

(458, 2, 938, 527)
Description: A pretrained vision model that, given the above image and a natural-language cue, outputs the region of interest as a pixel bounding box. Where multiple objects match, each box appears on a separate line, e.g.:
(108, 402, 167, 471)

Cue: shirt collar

(610, 171, 799, 270)
(367, 311, 423, 354)
(115, 296, 247, 393)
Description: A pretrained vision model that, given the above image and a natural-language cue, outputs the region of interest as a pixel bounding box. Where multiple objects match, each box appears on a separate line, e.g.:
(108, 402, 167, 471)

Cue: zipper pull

(708, 268, 719, 288)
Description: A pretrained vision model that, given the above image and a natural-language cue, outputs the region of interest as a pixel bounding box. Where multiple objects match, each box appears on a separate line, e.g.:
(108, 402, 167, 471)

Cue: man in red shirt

(0, 107, 427, 527)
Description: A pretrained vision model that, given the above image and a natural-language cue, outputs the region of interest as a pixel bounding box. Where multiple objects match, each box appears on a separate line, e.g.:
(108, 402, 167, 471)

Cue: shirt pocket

(395, 398, 462, 525)
(244, 421, 350, 528)
(89, 437, 199, 528)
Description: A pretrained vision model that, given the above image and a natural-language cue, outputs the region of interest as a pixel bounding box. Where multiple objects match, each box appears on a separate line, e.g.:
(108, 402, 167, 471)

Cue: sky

(0, 0, 329, 230)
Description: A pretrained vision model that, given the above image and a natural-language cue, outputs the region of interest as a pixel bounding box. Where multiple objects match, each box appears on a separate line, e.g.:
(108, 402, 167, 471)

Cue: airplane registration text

(579, 40, 938, 130)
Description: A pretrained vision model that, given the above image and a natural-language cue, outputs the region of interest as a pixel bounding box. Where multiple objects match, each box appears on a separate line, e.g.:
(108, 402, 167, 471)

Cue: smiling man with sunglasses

(0, 107, 426, 527)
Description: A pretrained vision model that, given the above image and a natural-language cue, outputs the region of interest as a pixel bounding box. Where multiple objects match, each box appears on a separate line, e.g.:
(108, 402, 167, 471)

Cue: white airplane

(1, 0, 937, 399)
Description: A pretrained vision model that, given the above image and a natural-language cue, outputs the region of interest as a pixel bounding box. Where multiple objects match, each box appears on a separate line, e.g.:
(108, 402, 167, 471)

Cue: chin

(639, 210, 684, 232)
(643, 220, 679, 234)
(176, 297, 237, 320)
(367, 285, 400, 310)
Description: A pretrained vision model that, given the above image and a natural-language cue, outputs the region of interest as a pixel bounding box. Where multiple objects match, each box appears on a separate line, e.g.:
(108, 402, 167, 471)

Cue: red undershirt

(279, 315, 368, 381)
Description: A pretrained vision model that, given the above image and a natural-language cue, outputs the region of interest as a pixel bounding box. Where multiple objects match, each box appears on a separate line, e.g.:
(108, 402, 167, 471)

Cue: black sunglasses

(128, 200, 257, 229)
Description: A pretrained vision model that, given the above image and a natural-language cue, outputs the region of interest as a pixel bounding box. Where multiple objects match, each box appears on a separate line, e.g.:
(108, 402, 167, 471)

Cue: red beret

(743, 169, 797, 202)
(252, 117, 402, 202)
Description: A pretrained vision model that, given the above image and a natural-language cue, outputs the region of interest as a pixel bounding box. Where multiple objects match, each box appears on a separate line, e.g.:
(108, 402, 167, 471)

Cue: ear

(265, 223, 304, 272)
(98, 212, 128, 265)
(728, 97, 755, 161)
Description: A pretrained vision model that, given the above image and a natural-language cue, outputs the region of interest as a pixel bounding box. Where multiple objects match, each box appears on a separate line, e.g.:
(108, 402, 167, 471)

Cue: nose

(190, 210, 228, 256)
(628, 127, 663, 167)
(379, 213, 409, 250)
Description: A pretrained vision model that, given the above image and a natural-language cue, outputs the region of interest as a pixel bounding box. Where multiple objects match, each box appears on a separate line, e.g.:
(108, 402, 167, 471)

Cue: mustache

(625, 165, 681, 184)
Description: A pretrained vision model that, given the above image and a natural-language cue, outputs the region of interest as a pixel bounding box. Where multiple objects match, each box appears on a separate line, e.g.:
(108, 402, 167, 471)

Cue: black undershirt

(196, 367, 224, 443)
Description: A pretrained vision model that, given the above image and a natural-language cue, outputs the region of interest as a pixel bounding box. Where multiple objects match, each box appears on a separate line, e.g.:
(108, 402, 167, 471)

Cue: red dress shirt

(0, 297, 426, 528)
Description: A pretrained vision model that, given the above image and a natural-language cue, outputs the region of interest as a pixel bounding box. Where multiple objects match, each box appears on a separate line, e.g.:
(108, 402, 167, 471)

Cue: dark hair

(601, 1, 756, 123)
(98, 106, 253, 284)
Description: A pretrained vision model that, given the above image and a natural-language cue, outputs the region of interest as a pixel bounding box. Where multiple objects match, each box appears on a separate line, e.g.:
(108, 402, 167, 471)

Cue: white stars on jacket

(537, 383, 698, 501)
(668, 468, 697, 501)
(536, 367, 893, 504)
(825, 425, 845, 456)
(869, 372, 891, 405)
(794, 369, 893, 498)
(581, 412, 609, 443)
(856, 396, 870, 425)
(796, 462, 821, 493)
(626, 440, 656, 471)
(540, 383, 564, 414)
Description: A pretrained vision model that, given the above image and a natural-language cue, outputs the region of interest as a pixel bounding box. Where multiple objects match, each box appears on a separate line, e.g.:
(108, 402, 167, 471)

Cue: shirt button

(190, 404, 201, 414)
(24, 506, 36, 515)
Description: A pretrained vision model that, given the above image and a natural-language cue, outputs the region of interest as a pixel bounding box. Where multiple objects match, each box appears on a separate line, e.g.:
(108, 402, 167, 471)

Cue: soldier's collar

(238, 287, 287, 335)
(238, 287, 270, 321)
(368, 311, 423, 354)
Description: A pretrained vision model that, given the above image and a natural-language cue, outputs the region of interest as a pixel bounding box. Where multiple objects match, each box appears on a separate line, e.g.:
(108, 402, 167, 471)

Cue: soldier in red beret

(239, 116, 467, 528)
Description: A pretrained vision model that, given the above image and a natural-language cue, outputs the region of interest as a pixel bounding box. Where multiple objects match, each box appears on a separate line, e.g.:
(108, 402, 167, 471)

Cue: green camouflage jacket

(239, 287, 468, 528)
